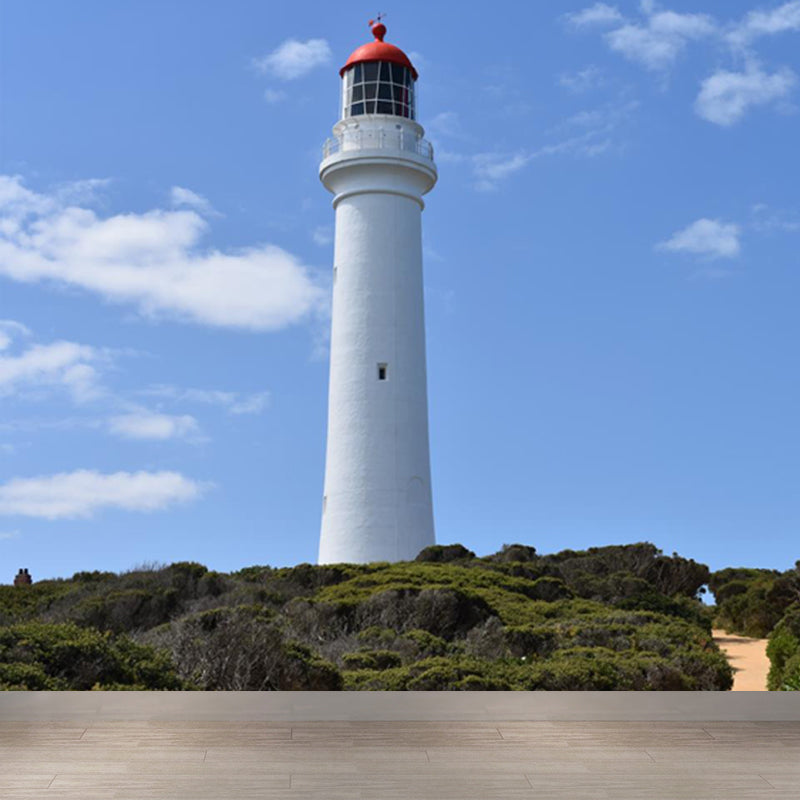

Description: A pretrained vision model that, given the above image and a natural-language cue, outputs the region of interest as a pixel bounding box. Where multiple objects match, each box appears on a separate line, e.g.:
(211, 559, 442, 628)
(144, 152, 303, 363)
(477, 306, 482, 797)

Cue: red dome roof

(340, 21, 418, 80)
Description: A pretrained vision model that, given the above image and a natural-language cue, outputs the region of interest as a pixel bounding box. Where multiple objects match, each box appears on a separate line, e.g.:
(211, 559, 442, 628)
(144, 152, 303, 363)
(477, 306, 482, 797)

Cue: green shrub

(544, 544, 709, 599)
(0, 622, 185, 690)
(415, 544, 476, 563)
(0, 543, 743, 692)
(142, 605, 342, 690)
(72, 571, 116, 583)
(342, 647, 731, 692)
(484, 544, 538, 563)
(780, 657, 800, 691)
(342, 650, 402, 670)
(767, 604, 800, 691)
(711, 566, 799, 637)
(399, 629, 449, 656)
(0, 581, 75, 625)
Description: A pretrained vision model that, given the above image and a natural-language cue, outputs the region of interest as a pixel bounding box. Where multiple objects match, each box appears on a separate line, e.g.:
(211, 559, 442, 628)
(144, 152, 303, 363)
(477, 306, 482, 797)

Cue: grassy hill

(3, 541, 793, 691)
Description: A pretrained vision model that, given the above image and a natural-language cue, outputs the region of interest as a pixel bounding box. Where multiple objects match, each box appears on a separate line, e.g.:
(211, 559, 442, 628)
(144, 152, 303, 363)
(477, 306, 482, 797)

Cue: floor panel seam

(758, 774, 777, 790)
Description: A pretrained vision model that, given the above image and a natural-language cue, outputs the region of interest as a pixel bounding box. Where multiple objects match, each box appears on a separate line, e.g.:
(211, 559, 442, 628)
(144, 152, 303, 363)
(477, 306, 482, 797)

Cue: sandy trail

(712, 629, 770, 691)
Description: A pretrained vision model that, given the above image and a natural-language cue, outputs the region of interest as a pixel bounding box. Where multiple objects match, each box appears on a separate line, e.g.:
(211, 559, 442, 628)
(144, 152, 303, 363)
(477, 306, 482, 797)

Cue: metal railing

(323, 128, 434, 161)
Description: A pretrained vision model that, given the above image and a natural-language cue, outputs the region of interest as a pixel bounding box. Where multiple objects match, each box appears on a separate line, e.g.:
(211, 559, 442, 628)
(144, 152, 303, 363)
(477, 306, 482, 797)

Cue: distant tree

(415, 544, 476, 563)
(485, 544, 538, 563)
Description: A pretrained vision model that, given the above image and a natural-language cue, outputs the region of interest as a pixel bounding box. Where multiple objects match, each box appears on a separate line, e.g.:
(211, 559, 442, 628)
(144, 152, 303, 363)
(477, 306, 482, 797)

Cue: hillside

(1, 542, 756, 691)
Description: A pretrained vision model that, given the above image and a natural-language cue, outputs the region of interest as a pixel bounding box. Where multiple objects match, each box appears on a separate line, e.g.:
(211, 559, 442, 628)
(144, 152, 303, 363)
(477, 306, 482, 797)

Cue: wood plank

(0, 720, 798, 798)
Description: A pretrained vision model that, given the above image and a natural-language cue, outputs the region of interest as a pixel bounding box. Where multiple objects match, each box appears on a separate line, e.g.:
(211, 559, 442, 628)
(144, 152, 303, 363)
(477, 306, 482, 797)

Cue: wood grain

(0, 720, 798, 798)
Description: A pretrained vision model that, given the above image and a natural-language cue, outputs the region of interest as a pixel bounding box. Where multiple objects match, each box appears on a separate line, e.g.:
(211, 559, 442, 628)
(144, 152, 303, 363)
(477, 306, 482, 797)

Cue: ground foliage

(0, 544, 734, 690)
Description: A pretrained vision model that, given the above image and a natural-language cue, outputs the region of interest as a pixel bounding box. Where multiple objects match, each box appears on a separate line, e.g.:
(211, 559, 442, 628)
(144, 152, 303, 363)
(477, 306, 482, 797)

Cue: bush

(143, 605, 342, 690)
(0, 581, 75, 626)
(288, 585, 493, 642)
(0, 543, 742, 691)
(767, 604, 800, 691)
(0, 622, 185, 690)
(416, 544, 476, 563)
(485, 544, 538, 563)
(342, 647, 731, 691)
(711, 566, 799, 637)
(544, 544, 709, 599)
(353, 627, 449, 661)
(342, 650, 402, 670)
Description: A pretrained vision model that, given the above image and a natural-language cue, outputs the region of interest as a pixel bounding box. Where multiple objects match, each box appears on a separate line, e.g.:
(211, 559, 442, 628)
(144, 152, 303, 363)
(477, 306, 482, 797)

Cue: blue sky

(1, 1, 799, 580)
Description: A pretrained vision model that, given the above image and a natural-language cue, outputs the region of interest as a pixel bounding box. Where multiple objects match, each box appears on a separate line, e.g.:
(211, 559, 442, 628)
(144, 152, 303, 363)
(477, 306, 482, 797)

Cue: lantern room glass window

(342, 62, 415, 119)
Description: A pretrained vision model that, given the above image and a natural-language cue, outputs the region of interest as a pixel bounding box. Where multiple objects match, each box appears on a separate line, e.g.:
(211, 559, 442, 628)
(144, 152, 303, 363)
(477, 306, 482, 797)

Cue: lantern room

(339, 21, 418, 120)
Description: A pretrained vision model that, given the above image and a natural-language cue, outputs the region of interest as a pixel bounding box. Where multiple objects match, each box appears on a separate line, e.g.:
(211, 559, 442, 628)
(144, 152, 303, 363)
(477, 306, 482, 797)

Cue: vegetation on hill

(709, 562, 800, 691)
(0, 543, 735, 691)
(0, 623, 186, 690)
(766, 604, 800, 691)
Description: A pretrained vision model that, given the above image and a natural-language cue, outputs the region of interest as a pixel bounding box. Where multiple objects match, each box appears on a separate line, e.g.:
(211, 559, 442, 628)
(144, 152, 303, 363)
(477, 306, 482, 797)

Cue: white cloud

(0, 175, 325, 331)
(140, 385, 271, 415)
(559, 66, 605, 92)
(53, 178, 112, 207)
(473, 153, 532, 191)
(606, 9, 716, 71)
(0, 530, 19, 540)
(253, 38, 331, 80)
(565, 3, 624, 27)
(427, 111, 464, 138)
(263, 88, 287, 104)
(464, 101, 635, 191)
(312, 225, 333, 246)
(170, 186, 217, 216)
(107, 409, 201, 441)
(751, 203, 800, 233)
(560, 99, 639, 130)
(0, 469, 206, 519)
(695, 63, 797, 125)
(728, 1, 800, 47)
(0, 320, 31, 351)
(566, 3, 716, 72)
(0, 337, 103, 402)
(657, 218, 741, 259)
(223, 393, 270, 415)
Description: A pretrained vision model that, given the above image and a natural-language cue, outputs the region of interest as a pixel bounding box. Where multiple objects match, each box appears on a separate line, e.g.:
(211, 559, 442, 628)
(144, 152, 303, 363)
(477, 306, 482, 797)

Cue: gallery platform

(1, 693, 799, 798)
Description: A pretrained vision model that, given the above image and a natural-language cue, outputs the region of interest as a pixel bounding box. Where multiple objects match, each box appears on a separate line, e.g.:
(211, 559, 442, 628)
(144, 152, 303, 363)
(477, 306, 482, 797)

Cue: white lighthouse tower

(318, 20, 437, 564)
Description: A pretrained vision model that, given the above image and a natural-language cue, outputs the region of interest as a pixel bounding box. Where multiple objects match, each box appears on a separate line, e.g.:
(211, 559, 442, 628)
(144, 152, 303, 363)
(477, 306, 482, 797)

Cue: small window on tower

(377, 363, 388, 381)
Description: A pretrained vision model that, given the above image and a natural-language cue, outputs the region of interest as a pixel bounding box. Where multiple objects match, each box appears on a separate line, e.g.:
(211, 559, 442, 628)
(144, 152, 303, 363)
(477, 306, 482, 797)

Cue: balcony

(322, 127, 434, 162)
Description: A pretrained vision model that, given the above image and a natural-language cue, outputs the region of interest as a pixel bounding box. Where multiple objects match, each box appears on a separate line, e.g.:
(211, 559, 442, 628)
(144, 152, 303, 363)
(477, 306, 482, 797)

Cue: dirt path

(712, 629, 770, 691)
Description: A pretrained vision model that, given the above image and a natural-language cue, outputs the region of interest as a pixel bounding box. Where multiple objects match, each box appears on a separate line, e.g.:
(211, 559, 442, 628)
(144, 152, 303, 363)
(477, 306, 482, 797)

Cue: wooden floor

(1, 720, 799, 799)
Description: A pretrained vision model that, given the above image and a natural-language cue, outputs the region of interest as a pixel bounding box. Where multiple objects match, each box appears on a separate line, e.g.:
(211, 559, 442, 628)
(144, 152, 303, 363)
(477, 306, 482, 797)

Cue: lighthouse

(318, 20, 437, 564)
